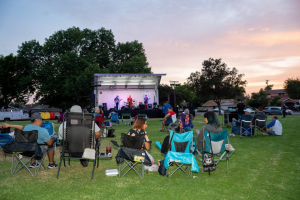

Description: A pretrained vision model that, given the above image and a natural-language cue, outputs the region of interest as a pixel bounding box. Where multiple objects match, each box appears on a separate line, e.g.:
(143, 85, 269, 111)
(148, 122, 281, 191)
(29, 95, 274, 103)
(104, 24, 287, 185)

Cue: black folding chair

(57, 112, 97, 180)
(254, 115, 268, 136)
(4, 129, 47, 176)
(112, 133, 151, 177)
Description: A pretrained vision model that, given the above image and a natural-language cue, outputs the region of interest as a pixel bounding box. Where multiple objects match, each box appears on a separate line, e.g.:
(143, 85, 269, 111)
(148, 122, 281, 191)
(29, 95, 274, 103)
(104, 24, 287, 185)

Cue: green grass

(1, 115, 300, 199)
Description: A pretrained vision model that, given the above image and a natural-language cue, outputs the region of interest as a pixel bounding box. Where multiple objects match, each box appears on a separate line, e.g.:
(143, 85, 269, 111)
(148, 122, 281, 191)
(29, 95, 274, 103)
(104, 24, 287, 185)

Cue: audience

(264, 115, 282, 136)
(252, 106, 267, 132)
(160, 107, 176, 131)
(162, 101, 171, 115)
(195, 111, 222, 152)
(127, 118, 150, 150)
(108, 108, 119, 125)
(161, 123, 181, 154)
(94, 107, 103, 117)
(0, 123, 23, 140)
(23, 113, 58, 169)
(232, 108, 253, 127)
(236, 99, 246, 120)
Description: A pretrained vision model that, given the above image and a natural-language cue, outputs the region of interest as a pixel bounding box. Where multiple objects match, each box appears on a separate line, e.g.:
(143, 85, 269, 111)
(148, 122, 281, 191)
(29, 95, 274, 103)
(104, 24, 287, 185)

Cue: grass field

(1, 115, 300, 199)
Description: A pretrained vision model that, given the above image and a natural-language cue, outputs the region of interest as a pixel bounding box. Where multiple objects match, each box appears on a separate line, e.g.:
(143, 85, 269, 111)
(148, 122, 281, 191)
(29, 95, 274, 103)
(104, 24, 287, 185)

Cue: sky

(1, 0, 300, 96)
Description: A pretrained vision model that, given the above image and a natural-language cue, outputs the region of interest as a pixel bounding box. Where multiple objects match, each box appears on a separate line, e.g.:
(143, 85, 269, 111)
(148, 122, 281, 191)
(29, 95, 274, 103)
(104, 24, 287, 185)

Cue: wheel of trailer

(4, 118, 10, 122)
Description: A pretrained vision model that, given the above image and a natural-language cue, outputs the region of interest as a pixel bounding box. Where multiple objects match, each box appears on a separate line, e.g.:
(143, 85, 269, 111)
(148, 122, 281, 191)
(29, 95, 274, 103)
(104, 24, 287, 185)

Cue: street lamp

(170, 81, 180, 110)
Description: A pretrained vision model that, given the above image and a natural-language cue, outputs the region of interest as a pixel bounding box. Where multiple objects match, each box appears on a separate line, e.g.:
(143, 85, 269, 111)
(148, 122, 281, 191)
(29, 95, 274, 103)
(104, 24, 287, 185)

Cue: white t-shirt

(272, 120, 282, 135)
(58, 122, 100, 140)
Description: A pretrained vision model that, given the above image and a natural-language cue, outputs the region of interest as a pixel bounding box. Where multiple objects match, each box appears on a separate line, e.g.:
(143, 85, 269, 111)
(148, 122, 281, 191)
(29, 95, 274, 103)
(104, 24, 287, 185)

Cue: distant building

(201, 99, 236, 110)
(21, 104, 62, 112)
(267, 89, 300, 107)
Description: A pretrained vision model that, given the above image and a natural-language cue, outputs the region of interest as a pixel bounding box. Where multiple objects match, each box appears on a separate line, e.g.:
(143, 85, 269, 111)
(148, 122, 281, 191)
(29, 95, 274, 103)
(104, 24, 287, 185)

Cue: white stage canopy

(93, 74, 166, 110)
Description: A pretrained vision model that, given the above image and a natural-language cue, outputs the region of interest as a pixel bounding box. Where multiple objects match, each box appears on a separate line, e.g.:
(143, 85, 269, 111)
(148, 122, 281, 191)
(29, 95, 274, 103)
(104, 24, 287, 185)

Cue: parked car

(263, 107, 282, 115)
(286, 109, 292, 115)
(212, 108, 224, 115)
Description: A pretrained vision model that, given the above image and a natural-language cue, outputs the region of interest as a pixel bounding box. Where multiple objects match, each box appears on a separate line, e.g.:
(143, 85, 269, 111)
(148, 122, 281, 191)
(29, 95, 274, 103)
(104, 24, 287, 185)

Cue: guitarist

(144, 95, 150, 109)
(127, 95, 133, 108)
(114, 95, 122, 110)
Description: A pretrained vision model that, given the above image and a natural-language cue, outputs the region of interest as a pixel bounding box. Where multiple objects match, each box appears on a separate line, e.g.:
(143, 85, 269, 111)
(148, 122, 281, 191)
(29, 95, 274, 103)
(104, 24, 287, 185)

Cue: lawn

(0, 115, 300, 199)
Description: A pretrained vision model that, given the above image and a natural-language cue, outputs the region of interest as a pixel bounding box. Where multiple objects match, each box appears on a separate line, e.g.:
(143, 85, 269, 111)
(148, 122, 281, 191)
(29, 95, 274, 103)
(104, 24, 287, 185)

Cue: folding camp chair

(137, 114, 146, 119)
(164, 130, 198, 177)
(4, 129, 47, 176)
(112, 133, 151, 177)
(195, 129, 233, 173)
(57, 112, 97, 180)
(254, 115, 267, 136)
(240, 115, 254, 138)
(110, 112, 119, 126)
(122, 113, 132, 125)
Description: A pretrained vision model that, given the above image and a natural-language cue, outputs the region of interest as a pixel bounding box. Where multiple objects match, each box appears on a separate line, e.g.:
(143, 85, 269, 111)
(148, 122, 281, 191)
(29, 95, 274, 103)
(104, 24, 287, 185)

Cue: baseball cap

(31, 113, 42, 120)
(244, 108, 251, 113)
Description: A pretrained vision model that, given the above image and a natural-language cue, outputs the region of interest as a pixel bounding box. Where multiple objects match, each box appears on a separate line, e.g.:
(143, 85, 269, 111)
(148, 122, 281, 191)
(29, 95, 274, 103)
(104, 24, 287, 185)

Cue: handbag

(82, 113, 95, 160)
(202, 132, 216, 175)
(158, 160, 167, 175)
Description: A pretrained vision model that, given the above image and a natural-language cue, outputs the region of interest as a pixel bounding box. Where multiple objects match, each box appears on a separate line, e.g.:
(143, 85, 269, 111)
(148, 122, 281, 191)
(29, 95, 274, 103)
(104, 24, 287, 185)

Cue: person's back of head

(132, 118, 147, 131)
(204, 111, 220, 127)
(168, 106, 173, 111)
(273, 115, 278, 120)
(257, 106, 262, 111)
(168, 123, 180, 133)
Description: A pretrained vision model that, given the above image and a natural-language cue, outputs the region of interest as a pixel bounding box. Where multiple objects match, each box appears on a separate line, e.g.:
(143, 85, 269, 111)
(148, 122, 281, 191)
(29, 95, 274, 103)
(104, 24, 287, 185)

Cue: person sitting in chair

(23, 113, 58, 169)
(0, 123, 23, 140)
(160, 107, 176, 131)
(58, 105, 101, 167)
(195, 111, 222, 152)
(127, 118, 150, 150)
(179, 109, 194, 132)
(108, 109, 119, 125)
(161, 123, 181, 154)
(264, 115, 282, 136)
(252, 106, 267, 133)
(232, 108, 253, 127)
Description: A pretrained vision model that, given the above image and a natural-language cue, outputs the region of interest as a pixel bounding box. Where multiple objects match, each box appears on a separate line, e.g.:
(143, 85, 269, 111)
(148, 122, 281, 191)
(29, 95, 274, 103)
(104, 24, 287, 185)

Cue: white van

(0, 110, 30, 121)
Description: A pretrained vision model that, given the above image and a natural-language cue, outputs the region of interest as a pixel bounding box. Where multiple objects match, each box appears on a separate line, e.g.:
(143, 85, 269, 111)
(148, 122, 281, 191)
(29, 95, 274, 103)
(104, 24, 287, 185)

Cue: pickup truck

(0, 110, 30, 121)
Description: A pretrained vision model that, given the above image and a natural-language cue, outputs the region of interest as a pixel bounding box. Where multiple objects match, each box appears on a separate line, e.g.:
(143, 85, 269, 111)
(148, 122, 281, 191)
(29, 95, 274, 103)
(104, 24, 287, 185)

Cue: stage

(103, 108, 196, 119)
(103, 108, 165, 118)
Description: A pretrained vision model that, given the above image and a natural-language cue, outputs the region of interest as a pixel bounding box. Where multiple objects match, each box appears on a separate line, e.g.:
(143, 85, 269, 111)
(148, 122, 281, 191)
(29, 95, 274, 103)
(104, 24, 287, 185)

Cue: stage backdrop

(93, 74, 166, 110)
(98, 89, 155, 110)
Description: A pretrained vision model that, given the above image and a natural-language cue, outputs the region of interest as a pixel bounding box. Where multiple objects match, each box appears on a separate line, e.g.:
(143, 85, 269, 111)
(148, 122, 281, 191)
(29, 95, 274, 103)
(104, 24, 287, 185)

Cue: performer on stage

(127, 95, 133, 108)
(144, 95, 150, 109)
(114, 95, 122, 110)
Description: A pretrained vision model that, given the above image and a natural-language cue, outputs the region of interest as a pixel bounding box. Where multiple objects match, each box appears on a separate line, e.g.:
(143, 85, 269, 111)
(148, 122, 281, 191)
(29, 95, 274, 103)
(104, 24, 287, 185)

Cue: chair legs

(11, 153, 47, 176)
(119, 160, 144, 177)
(166, 162, 191, 177)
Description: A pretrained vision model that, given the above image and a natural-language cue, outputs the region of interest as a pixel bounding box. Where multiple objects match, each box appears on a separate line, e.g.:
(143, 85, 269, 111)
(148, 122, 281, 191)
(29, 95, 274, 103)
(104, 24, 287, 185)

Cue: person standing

(236, 99, 246, 120)
(281, 104, 287, 118)
(182, 100, 187, 110)
(114, 95, 121, 110)
(144, 95, 149, 109)
(127, 95, 133, 108)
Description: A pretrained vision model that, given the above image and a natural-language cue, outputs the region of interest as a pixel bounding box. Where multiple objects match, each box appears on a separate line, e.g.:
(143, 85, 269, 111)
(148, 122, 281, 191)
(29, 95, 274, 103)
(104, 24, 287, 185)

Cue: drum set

(123, 99, 136, 109)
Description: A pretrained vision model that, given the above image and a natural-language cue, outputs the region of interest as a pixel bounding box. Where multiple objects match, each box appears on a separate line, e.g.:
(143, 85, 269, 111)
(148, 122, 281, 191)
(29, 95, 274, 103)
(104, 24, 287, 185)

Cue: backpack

(202, 132, 216, 175)
(158, 160, 167, 175)
(0, 133, 14, 148)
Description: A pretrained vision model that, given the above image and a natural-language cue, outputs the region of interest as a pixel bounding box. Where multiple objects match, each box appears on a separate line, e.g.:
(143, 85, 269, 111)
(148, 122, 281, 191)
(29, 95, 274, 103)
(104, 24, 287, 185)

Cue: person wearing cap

(23, 113, 58, 169)
(179, 109, 194, 132)
(236, 99, 246, 120)
(232, 108, 253, 127)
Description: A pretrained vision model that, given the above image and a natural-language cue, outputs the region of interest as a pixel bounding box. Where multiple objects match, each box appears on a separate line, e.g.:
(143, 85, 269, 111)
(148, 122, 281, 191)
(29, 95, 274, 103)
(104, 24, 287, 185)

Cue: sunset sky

(1, 0, 300, 95)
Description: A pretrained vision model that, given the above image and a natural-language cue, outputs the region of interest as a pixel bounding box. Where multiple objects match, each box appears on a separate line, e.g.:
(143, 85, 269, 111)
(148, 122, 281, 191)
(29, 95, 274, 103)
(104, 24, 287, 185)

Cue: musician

(114, 95, 121, 110)
(127, 95, 133, 108)
(144, 95, 149, 109)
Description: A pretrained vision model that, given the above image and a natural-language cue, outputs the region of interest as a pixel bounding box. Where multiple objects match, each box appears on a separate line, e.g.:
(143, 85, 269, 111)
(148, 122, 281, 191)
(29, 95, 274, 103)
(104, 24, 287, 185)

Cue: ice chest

(105, 169, 119, 176)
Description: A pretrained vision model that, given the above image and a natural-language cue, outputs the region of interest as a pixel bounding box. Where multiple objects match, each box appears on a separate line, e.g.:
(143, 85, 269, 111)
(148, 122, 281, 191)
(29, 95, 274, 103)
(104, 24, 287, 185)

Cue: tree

(17, 27, 151, 108)
(108, 41, 151, 73)
(187, 58, 247, 114)
(247, 85, 274, 108)
(0, 54, 36, 108)
(284, 77, 300, 99)
(270, 96, 282, 106)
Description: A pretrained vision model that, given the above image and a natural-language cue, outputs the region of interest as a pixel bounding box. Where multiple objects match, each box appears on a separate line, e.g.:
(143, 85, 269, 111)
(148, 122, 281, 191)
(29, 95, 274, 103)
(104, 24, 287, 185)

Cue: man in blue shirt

(23, 113, 58, 169)
(264, 115, 282, 136)
(114, 95, 120, 110)
(162, 101, 171, 115)
(144, 95, 149, 109)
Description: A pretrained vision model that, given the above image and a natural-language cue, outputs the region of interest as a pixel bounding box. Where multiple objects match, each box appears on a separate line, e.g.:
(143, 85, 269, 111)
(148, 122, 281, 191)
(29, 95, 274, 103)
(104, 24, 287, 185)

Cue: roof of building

(267, 89, 285, 94)
(202, 99, 235, 107)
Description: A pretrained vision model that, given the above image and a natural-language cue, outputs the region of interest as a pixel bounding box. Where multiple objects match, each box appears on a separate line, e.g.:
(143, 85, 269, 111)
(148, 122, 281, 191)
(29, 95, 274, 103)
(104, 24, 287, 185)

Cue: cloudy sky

(1, 0, 300, 95)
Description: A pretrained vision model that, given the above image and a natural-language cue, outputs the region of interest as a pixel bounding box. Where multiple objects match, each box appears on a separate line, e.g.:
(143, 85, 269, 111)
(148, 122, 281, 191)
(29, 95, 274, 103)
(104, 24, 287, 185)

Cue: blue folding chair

(239, 115, 253, 138)
(164, 130, 199, 177)
(195, 129, 233, 173)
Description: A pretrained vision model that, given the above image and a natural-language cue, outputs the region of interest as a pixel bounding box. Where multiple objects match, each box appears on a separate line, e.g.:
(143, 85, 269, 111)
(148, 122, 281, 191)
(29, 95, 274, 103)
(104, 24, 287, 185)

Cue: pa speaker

(102, 103, 107, 111)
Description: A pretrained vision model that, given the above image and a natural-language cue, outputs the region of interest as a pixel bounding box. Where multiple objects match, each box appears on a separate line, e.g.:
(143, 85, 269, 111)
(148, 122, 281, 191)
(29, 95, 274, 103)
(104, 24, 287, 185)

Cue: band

(113, 95, 150, 110)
